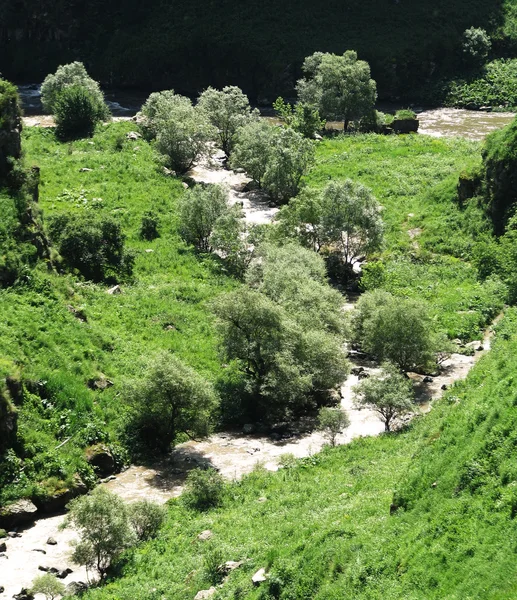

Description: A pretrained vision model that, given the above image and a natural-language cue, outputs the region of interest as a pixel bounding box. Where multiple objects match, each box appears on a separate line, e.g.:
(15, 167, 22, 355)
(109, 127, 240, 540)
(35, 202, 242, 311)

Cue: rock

(258, 497, 267, 503)
(218, 560, 244, 575)
(243, 423, 255, 434)
(466, 340, 482, 349)
(85, 444, 116, 476)
(79, 167, 93, 172)
(0, 586, 3, 593)
(313, 133, 323, 141)
(389, 503, 399, 515)
(107, 284, 122, 295)
(65, 582, 88, 595)
(38, 565, 49, 571)
(163, 166, 176, 176)
(234, 167, 245, 173)
(351, 366, 364, 376)
(0, 541, 5, 552)
(441, 384, 448, 390)
(194, 588, 217, 599)
(7, 531, 20, 538)
(182, 176, 197, 188)
(13, 588, 34, 600)
(477, 345, 484, 352)
(87, 375, 114, 391)
(197, 529, 213, 541)
(0, 552, 7, 558)
(452, 338, 463, 346)
(46, 537, 57, 545)
(56, 568, 73, 579)
(358, 371, 370, 380)
(182, 182, 189, 190)
(145, 248, 154, 253)
(0, 499, 38, 529)
(423, 376, 433, 383)
(252, 568, 267, 585)
(32, 548, 46, 554)
(431, 481, 437, 488)
(126, 131, 141, 141)
(243, 180, 260, 193)
(392, 118, 419, 134)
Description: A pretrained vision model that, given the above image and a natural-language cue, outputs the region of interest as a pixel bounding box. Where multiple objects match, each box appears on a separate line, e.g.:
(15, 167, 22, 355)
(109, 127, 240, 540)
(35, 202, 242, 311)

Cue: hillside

(75, 309, 517, 600)
(1, 0, 516, 100)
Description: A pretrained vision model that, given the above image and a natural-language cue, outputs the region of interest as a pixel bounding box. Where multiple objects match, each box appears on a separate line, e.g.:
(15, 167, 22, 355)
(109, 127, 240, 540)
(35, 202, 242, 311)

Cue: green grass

(307, 133, 505, 339)
(77, 309, 517, 600)
(0, 122, 236, 504)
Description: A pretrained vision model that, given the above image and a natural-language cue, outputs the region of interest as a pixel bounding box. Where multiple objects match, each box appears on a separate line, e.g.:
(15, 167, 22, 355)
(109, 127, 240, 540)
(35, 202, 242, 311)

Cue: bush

(198, 85, 259, 156)
(41, 61, 108, 114)
(182, 467, 224, 511)
(30, 573, 65, 600)
(125, 353, 217, 454)
(54, 85, 109, 140)
(139, 211, 160, 241)
(273, 97, 325, 138)
(394, 109, 416, 120)
(317, 406, 350, 446)
(0, 79, 22, 179)
(462, 27, 491, 63)
(232, 123, 315, 203)
(48, 213, 134, 282)
(127, 500, 166, 541)
(138, 90, 213, 172)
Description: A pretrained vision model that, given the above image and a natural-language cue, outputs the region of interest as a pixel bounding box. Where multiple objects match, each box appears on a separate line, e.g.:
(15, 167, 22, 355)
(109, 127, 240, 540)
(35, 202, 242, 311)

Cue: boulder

(126, 131, 141, 141)
(351, 366, 364, 376)
(423, 376, 433, 383)
(197, 530, 213, 541)
(0, 499, 38, 529)
(218, 560, 244, 576)
(107, 285, 122, 295)
(358, 371, 370, 380)
(194, 588, 216, 599)
(65, 582, 88, 596)
(13, 589, 34, 600)
(79, 167, 93, 172)
(252, 568, 267, 585)
(0, 541, 5, 552)
(46, 537, 57, 546)
(0, 586, 4, 593)
(85, 444, 116, 476)
(392, 118, 419, 134)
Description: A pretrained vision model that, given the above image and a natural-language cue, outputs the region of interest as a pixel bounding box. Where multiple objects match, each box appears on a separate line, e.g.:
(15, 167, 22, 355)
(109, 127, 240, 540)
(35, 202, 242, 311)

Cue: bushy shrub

(127, 500, 166, 541)
(41, 61, 108, 114)
(317, 407, 350, 446)
(273, 97, 325, 138)
(462, 27, 491, 63)
(48, 213, 133, 282)
(138, 90, 213, 172)
(54, 85, 109, 139)
(139, 211, 160, 240)
(0, 79, 22, 179)
(182, 467, 224, 511)
(231, 123, 314, 203)
(198, 86, 259, 155)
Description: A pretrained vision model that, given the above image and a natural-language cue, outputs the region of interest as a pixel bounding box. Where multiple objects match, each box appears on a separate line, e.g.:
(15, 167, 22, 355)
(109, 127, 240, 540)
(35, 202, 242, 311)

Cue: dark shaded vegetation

(1, 0, 513, 102)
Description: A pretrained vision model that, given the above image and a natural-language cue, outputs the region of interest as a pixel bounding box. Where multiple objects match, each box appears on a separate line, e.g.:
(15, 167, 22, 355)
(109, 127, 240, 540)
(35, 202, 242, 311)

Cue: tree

(178, 184, 231, 252)
(462, 27, 491, 63)
(230, 121, 276, 185)
(127, 500, 166, 541)
(0, 79, 22, 179)
(138, 90, 213, 172)
(278, 179, 384, 270)
(41, 61, 109, 116)
(54, 85, 108, 139)
(261, 127, 315, 203)
(30, 573, 65, 600)
(126, 353, 217, 453)
(212, 285, 348, 421)
(210, 204, 251, 276)
(273, 97, 325, 138)
(353, 290, 443, 372)
(317, 406, 350, 446)
(353, 362, 415, 432)
(62, 487, 135, 580)
(198, 86, 259, 156)
(297, 51, 377, 131)
(48, 213, 134, 282)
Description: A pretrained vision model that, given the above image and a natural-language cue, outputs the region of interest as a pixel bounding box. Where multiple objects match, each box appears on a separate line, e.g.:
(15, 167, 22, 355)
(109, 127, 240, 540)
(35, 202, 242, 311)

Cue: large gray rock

(0, 499, 38, 529)
(194, 588, 216, 599)
(85, 444, 116, 476)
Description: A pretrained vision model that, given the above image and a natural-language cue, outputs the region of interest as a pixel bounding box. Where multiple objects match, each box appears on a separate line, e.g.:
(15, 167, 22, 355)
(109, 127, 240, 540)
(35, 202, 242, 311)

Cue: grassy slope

(0, 122, 236, 504)
(307, 134, 505, 339)
(79, 310, 517, 600)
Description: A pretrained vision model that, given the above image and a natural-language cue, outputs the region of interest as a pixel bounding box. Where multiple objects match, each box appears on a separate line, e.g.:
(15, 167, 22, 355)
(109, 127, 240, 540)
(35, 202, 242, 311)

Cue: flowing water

(4, 87, 511, 599)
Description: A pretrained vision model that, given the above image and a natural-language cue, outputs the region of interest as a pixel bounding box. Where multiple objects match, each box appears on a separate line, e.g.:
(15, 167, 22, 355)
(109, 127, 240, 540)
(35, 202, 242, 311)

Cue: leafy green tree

(230, 121, 276, 185)
(246, 242, 346, 334)
(41, 61, 109, 115)
(178, 184, 231, 253)
(353, 362, 415, 432)
(317, 406, 350, 446)
(127, 500, 166, 541)
(0, 79, 22, 179)
(297, 51, 377, 131)
(462, 27, 491, 63)
(273, 97, 325, 138)
(182, 468, 224, 511)
(48, 213, 133, 282)
(54, 85, 109, 139)
(210, 204, 251, 276)
(30, 573, 65, 600)
(62, 487, 135, 579)
(126, 353, 217, 453)
(261, 127, 315, 203)
(198, 86, 259, 156)
(353, 290, 443, 372)
(212, 283, 348, 421)
(278, 180, 384, 270)
(138, 90, 213, 172)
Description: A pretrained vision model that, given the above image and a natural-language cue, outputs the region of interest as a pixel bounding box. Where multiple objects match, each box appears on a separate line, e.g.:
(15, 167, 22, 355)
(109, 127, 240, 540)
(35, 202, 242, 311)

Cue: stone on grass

(197, 530, 213, 541)
(252, 568, 267, 585)
(194, 587, 216, 599)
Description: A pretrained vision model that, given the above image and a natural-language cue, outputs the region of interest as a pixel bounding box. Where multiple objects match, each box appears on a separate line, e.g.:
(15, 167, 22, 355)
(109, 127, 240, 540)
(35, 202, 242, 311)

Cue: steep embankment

(0, 0, 512, 99)
(75, 310, 517, 600)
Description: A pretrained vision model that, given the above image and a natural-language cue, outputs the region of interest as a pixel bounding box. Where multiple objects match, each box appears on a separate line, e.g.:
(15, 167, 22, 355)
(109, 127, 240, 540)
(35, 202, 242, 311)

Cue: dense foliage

(54, 85, 109, 139)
